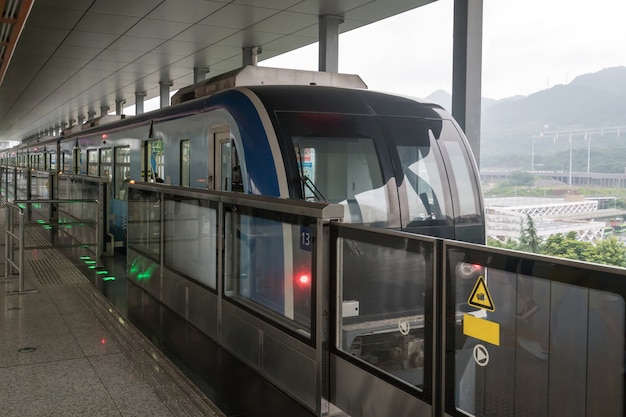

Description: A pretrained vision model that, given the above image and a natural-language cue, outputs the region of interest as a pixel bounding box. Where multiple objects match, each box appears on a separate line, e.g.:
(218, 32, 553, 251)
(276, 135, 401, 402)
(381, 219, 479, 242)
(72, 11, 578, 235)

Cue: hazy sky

(260, 0, 626, 100)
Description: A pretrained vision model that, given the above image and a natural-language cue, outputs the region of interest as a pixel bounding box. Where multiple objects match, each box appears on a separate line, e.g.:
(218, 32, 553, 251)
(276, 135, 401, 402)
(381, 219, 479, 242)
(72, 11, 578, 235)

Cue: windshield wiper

(301, 175, 326, 202)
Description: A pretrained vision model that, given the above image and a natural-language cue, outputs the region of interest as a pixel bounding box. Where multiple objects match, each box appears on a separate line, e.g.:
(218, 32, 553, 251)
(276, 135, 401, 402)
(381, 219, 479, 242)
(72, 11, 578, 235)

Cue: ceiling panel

(0, 0, 436, 142)
(125, 18, 192, 40)
(146, 0, 227, 23)
(74, 12, 140, 35)
(197, 4, 278, 29)
(63, 31, 120, 48)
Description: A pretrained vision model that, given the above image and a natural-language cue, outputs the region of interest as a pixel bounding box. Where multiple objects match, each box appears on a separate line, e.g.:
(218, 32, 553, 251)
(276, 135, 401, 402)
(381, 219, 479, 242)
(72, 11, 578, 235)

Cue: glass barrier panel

(447, 245, 625, 417)
(224, 207, 315, 337)
(16, 169, 28, 200)
(29, 172, 50, 199)
(127, 188, 161, 260)
(334, 226, 435, 396)
(163, 195, 218, 290)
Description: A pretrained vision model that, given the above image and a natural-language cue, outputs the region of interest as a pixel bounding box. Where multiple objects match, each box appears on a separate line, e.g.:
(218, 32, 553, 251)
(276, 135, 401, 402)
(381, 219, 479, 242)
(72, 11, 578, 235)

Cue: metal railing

(3, 202, 38, 295)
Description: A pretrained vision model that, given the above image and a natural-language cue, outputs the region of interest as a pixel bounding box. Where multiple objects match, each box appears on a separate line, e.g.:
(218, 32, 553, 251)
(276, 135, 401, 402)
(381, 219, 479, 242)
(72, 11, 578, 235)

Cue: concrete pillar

(100, 106, 110, 117)
(135, 92, 146, 115)
(87, 111, 96, 121)
(115, 99, 126, 115)
(194, 67, 209, 83)
(242, 46, 262, 66)
(159, 81, 173, 108)
(452, 0, 483, 167)
(319, 15, 342, 72)
(78, 115, 85, 125)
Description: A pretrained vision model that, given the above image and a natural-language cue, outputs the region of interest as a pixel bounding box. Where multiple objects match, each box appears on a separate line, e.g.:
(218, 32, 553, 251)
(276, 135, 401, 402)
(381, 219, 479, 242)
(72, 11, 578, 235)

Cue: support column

(87, 111, 96, 121)
(452, 0, 483, 167)
(159, 82, 173, 109)
(115, 99, 126, 115)
(318, 15, 342, 73)
(194, 67, 209, 83)
(78, 115, 85, 126)
(135, 92, 146, 115)
(242, 46, 262, 66)
(100, 106, 110, 117)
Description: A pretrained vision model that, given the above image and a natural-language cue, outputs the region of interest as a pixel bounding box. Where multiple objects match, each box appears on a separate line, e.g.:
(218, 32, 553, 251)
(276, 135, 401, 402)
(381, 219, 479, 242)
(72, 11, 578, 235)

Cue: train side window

(114, 146, 131, 199)
(62, 151, 71, 174)
(99, 148, 112, 179)
(87, 149, 98, 176)
(48, 150, 56, 171)
(180, 139, 190, 186)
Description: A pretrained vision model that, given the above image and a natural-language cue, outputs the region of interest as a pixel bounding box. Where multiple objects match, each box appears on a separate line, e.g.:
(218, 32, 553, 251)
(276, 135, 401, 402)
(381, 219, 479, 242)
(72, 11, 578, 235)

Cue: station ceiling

(0, 0, 434, 143)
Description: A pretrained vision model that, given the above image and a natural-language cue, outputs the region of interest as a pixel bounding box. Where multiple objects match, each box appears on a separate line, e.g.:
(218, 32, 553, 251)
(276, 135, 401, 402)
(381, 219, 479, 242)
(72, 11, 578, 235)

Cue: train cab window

(142, 139, 163, 182)
(378, 117, 452, 227)
(280, 112, 391, 226)
(87, 150, 98, 176)
(99, 148, 112, 179)
(438, 122, 482, 223)
(114, 146, 131, 199)
(180, 140, 190, 187)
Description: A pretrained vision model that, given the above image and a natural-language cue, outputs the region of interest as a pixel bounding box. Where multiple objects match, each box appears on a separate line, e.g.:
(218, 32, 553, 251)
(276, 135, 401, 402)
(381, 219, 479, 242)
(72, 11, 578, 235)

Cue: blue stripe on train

(205, 89, 281, 197)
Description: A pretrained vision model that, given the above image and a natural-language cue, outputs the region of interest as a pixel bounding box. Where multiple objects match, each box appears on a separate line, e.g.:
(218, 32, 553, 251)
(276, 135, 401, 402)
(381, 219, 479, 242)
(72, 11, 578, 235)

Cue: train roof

(243, 84, 448, 119)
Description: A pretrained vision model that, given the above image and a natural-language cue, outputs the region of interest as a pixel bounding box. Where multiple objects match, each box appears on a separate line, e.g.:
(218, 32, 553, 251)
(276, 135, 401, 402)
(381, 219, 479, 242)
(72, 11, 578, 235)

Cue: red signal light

(297, 273, 311, 286)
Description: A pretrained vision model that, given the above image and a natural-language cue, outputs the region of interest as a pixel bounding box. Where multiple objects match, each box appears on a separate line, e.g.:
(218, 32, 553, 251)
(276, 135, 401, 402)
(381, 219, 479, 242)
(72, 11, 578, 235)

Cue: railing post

(4, 204, 10, 278)
(17, 209, 24, 291)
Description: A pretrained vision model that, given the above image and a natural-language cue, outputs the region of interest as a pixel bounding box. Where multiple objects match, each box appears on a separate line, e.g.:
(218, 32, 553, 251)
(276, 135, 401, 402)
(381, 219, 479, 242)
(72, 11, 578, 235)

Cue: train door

(141, 139, 164, 182)
(210, 129, 243, 192)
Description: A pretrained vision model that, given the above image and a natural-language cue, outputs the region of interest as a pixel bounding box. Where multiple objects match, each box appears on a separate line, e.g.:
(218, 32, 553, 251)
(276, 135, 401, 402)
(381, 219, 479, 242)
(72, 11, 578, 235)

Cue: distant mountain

(427, 66, 626, 171)
(482, 67, 626, 130)
(425, 90, 523, 113)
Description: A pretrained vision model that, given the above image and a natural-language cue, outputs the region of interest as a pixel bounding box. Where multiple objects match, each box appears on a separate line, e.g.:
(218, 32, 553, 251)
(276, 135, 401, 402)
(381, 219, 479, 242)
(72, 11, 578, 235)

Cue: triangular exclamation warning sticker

(468, 276, 495, 312)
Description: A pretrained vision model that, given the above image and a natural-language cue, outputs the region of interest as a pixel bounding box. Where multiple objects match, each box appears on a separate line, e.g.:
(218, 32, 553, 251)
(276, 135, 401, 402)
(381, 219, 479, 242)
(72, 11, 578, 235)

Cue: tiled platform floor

(0, 240, 225, 417)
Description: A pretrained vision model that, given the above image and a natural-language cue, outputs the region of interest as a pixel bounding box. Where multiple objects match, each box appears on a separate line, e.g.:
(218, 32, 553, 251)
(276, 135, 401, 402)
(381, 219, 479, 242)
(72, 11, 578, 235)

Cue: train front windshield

(279, 112, 483, 241)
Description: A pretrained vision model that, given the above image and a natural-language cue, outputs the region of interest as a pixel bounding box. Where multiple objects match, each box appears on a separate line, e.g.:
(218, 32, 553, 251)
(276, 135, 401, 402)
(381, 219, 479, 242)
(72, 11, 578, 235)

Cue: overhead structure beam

(160, 81, 173, 108)
(135, 92, 146, 115)
(452, 0, 483, 167)
(319, 15, 343, 73)
(243, 46, 261, 66)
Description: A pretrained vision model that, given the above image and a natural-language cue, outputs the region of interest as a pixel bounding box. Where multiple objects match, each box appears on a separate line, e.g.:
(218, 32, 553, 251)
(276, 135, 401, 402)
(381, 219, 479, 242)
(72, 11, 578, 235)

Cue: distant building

(485, 196, 617, 243)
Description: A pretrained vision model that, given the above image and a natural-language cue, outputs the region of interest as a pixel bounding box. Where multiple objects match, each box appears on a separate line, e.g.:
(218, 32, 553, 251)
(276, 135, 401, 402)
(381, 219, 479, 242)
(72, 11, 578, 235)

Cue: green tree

(519, 214, 541, 253)
(590, 236, 626, 267)
(542, 231, 597, 263)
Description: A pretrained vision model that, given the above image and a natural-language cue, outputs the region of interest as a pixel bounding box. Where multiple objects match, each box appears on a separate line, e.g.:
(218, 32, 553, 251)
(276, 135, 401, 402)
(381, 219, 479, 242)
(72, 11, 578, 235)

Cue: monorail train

(0, 66, 485, 247)
(0, 67, 485, 409)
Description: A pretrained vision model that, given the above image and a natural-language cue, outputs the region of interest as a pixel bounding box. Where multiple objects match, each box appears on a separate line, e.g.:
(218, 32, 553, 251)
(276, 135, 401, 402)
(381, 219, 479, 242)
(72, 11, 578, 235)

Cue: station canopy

(0, 0, 435, 143)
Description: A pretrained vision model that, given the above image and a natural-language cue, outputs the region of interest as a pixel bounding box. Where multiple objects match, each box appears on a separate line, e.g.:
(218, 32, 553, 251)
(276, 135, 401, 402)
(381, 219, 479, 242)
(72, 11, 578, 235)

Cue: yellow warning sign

(468, 276, 495, 312)
(463, 313, 500, 346)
